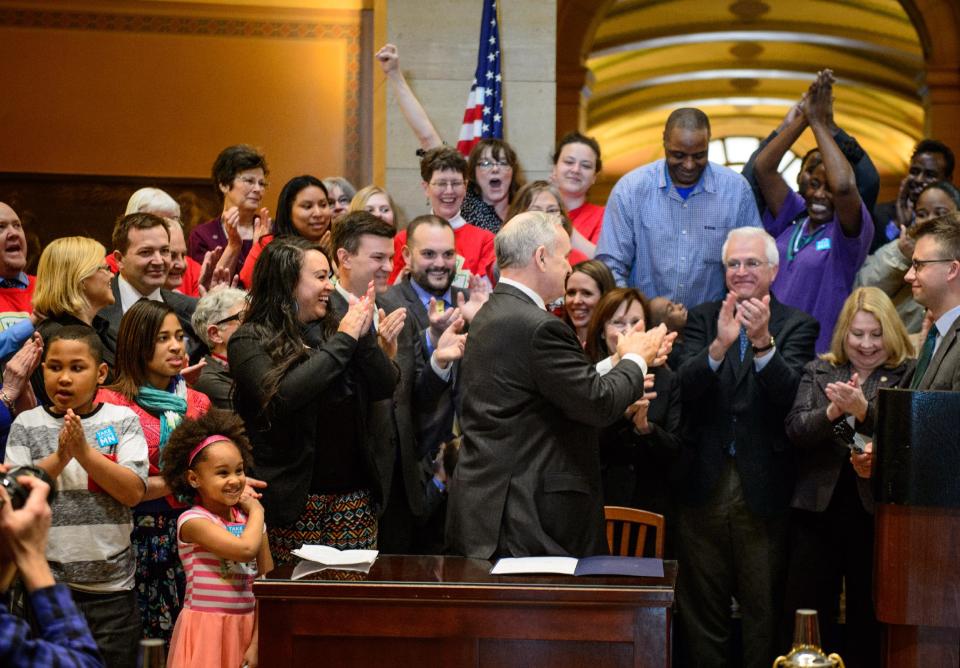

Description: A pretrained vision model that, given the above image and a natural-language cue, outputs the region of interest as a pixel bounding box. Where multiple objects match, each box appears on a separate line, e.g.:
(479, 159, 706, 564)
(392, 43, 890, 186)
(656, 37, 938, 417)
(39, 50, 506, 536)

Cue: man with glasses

(389, 147, 496, 286)
(902, 216, 960, 389)
(675, 227, 817, 668)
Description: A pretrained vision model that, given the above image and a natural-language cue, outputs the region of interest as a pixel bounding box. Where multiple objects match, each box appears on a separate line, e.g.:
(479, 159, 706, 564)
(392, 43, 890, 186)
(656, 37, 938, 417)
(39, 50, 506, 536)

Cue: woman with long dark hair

(237, 175, 332, 287)
(96, 300, 211, 643)
(229, 236, 397, 564)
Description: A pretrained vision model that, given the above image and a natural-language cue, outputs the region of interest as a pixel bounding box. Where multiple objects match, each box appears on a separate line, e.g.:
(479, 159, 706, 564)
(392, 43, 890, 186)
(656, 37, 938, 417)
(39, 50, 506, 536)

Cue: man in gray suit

(903, 214, 960, 390)
(446, 211, 670, 559)
(98, 212, 199, 359)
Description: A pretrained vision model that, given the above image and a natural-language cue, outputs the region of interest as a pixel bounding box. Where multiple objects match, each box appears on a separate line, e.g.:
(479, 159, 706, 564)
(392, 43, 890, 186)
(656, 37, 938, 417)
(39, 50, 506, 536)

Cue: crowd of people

(1, 58, 959, 668)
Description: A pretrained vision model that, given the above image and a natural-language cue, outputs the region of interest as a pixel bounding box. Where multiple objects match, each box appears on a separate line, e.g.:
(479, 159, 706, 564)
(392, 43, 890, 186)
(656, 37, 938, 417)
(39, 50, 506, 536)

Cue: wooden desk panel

(255, 555, 676, 668)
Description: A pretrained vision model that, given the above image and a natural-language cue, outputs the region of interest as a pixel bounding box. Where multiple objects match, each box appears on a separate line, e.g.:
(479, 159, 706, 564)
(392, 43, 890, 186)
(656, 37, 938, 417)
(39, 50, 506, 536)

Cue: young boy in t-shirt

(4, 325, 148, 667)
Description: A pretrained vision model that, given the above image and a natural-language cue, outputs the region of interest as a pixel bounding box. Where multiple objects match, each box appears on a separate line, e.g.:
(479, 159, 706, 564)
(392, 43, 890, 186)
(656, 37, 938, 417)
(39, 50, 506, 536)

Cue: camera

(0, 466, 56, 509)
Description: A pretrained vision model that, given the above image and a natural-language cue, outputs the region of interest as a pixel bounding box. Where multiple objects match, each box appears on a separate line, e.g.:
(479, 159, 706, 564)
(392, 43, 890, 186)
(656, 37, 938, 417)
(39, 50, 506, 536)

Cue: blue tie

(738, 327, 749, 361)
(911, 327, 938, 389)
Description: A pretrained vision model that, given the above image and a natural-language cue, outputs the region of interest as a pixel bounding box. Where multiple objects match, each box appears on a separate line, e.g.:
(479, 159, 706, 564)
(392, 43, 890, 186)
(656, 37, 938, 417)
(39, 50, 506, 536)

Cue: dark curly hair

(161, 409, 253, 503)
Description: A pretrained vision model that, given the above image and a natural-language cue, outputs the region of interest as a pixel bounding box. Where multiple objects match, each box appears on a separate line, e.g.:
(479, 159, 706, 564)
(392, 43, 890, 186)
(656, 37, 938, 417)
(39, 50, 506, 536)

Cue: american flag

(456, 0, 503, 156)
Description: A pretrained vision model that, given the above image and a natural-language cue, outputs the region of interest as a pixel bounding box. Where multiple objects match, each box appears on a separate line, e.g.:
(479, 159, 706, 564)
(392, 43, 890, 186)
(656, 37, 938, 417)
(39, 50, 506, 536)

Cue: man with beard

(596, 108, 761, 308)
(873, 139, 954, 251)
(329, 211, 465, 553)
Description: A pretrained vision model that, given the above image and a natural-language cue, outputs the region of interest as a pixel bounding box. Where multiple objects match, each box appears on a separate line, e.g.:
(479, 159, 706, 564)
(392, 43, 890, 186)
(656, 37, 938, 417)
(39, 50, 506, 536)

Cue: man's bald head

(0, 202, 27, 278)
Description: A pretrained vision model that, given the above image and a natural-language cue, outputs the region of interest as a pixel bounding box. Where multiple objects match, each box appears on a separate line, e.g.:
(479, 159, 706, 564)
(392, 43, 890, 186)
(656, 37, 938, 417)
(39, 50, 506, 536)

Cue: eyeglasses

(237, 176, 268, 189)
(477, 159, 511, 170)
(910, 258, 957, 272)
(214, 313, 242, 326)
(725, 259, 768, 270)
(430, 180, 466, 191)
(333, 196, 351, 206)
(98, 264, 112, 273)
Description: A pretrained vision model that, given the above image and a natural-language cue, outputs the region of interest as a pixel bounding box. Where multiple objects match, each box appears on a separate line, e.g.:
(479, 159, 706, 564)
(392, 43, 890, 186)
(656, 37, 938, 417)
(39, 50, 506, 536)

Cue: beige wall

(0, 1, 362, 219)
(381, 0, 557, 226)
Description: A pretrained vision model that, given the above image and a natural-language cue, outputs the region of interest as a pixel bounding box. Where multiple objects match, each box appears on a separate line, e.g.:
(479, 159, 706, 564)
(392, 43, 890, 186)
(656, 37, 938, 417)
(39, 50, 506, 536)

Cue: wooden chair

(604, 505, 665, 558)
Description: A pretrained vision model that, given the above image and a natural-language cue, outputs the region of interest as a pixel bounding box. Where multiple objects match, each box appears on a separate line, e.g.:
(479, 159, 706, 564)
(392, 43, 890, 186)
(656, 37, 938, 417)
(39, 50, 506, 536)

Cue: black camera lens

(0, 466, 56, 509)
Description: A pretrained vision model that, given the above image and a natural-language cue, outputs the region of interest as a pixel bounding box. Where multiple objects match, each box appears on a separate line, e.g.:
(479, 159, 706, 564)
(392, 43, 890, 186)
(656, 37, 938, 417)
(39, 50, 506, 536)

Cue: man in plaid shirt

(0, 466, 103, 667)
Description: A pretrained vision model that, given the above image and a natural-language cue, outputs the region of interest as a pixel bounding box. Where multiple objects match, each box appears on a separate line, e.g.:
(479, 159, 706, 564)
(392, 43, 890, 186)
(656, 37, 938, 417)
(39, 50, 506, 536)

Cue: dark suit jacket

(327, 289, 448, 519)
(97, 280, 201, 361)
(785, 359, 908, 514)
(446, 282, 648, 559)
(381, 277, 468, 453)
(677, 295, 818, 516)
(904, 313, 960, 390)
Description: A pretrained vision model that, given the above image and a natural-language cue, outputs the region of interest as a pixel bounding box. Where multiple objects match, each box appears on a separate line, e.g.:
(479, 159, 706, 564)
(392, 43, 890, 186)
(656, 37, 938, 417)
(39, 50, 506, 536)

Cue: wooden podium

(255, 555, 676, 667)
(873, 389, 960, 667)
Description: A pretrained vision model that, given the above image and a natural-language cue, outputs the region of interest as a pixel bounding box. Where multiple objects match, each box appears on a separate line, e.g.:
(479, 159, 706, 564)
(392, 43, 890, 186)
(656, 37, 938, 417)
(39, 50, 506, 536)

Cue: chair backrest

(604, 505, 665, 558)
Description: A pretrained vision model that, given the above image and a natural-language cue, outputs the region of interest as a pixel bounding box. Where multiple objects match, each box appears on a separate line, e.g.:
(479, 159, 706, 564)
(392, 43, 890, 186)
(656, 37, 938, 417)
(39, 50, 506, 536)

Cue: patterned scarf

(135, 376, 188, 451)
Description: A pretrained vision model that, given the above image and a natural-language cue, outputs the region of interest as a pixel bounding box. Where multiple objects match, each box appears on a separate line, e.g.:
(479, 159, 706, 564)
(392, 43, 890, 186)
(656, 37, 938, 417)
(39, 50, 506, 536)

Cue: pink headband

(188, 434, 231, 465)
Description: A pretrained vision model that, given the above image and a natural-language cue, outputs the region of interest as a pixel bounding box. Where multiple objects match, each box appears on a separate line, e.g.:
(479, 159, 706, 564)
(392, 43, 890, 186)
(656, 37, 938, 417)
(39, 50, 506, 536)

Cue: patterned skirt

(268, 488, 377, 565)
(133, 508, 186, 645)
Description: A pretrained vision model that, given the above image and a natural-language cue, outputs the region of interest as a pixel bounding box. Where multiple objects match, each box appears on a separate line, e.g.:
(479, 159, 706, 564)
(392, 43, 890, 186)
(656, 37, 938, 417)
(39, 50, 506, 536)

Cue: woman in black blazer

(783, 287, 913, 667)
(229, 236, 397, 564)
(584, 287, 683, 557)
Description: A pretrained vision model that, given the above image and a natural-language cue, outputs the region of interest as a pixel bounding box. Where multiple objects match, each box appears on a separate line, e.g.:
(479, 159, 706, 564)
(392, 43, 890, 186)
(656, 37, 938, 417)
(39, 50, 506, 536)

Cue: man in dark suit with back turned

(902, 215, 960, 390)
(676, 226, 818, 668)
(446, 211, 670, 559)
(98, 212, 199, 359)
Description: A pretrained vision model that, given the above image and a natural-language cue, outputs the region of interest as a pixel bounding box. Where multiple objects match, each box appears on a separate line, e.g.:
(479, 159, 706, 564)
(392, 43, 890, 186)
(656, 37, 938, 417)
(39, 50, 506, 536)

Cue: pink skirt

(167, 607, 254, 668)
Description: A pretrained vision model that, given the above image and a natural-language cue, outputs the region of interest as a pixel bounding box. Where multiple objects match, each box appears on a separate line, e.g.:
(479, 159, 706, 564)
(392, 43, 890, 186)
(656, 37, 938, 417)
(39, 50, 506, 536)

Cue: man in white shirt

(99, 212, 199, 359)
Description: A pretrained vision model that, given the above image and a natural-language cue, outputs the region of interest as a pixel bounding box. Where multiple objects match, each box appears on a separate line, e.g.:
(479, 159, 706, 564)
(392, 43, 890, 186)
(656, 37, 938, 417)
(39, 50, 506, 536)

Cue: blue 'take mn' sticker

(226, 523, 245, 537)
(94, 426, 119, 450)
(816, 238, 832, 251)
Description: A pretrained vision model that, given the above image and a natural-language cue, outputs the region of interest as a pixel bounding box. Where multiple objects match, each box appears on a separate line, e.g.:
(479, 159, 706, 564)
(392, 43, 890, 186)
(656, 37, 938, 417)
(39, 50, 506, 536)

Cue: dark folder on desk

(574, 556, 664, 578)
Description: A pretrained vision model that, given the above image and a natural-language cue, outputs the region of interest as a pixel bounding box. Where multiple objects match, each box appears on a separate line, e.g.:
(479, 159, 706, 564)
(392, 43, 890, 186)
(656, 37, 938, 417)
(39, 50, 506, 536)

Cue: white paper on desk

(290, 560, 374, 580)
(490, 556, 578, 575)
(291, 544, 378, 566)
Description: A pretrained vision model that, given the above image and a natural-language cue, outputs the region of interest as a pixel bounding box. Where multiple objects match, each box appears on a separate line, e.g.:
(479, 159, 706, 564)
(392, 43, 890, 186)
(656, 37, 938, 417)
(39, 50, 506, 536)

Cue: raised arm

(754, 99, 808, 219)
(803, 71, 863, 237)
(376, 43, 443, 151)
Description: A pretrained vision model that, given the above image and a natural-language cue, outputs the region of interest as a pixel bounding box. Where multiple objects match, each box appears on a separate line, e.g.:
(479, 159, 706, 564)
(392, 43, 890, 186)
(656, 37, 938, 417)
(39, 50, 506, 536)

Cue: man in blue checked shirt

(596, 108, 761, 308)
(0, 466, 104, 668)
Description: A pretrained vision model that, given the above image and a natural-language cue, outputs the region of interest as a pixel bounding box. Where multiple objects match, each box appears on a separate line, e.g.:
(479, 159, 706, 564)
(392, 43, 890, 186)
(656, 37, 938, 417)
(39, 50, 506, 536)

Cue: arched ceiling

(583, 0, 925, 183)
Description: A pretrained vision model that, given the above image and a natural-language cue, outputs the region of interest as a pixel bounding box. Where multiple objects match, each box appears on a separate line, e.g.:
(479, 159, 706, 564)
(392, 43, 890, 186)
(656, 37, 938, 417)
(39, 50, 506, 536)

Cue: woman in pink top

(162, 409, 272, 668)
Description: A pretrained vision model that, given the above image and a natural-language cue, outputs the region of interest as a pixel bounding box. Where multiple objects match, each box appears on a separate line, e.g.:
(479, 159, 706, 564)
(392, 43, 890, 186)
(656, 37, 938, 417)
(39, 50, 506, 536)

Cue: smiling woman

(96, 299, 212, 645)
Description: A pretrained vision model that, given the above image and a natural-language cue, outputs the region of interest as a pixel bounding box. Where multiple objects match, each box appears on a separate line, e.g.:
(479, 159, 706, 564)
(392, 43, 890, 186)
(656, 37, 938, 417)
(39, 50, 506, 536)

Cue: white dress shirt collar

(118, 274, 162, 313)
(335, 281, 379, 329)
(498, 277, 546, 310)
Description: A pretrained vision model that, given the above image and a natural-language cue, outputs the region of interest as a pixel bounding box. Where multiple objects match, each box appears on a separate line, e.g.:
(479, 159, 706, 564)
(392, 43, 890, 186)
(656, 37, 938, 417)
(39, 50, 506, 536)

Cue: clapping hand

(456, 274, 490, 324)
(434, 317, 467, 369)
(58, 409, 90, 463)
(851, 440, 873, 479)
(253, 208, 271, 246)
(825, 373, 868, 422)
(377, 307, 407, 360)
(427, 298, 461, 347)
(2, 333, 43, 406)
(736, 295, 772, 350)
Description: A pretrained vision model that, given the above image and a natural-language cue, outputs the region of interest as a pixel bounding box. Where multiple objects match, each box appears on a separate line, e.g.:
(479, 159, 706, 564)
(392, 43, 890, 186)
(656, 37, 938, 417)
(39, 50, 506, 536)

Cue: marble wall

(380, 0, 557, 226)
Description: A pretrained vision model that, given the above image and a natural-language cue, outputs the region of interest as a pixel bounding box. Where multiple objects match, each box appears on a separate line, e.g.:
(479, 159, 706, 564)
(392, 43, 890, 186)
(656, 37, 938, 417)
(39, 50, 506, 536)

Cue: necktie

(738, 327, 749, 361)
(910, 327, 938, 389)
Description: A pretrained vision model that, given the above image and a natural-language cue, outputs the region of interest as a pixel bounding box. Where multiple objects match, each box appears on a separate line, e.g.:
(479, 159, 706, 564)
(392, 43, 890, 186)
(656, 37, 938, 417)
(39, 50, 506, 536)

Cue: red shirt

(390, 222, 496, 283)
(239, 235, 272, 289)
(0, 273, 35, 318)
(569, 202, 605, 244)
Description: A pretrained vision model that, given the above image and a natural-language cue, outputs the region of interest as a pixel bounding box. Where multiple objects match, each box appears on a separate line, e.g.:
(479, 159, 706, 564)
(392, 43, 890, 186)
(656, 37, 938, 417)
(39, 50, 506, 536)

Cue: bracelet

(0, 389, 14, 412)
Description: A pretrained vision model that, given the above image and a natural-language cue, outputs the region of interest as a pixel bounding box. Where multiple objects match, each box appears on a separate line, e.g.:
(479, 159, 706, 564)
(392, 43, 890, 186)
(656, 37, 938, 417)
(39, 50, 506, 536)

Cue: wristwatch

(752, 336, 775, 354)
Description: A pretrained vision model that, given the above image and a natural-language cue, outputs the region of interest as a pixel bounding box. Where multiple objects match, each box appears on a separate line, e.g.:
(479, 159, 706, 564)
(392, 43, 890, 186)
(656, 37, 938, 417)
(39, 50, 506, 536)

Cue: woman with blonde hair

(348, 185, 399, 228)
(782, 286, 912, 666)
(31, 236, 117, 400)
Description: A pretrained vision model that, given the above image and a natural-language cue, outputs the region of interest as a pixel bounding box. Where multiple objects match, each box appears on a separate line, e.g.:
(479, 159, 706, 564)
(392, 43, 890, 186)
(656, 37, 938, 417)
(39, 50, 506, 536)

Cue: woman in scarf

(97, 300, 211, 643)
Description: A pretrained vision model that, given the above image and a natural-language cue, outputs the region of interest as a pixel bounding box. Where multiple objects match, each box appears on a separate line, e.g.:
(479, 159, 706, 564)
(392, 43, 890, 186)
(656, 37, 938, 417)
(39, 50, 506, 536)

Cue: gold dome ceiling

(584, 0, 924, 185)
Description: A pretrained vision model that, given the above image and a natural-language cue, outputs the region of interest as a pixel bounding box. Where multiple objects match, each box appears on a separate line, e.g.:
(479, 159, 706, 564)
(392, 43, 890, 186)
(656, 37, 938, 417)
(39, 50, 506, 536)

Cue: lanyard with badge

(786, 216, 828, 262)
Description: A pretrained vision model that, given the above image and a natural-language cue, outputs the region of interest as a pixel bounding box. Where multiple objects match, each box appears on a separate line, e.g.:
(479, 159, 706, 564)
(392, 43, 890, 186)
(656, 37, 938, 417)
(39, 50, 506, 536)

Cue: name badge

(226, 523, 245, 538)
(815, 238, 832, 251)
(94, 426, 119, 450)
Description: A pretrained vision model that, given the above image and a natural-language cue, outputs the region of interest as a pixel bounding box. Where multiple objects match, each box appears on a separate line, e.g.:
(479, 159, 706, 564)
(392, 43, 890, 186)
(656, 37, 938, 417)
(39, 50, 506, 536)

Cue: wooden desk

(256, 555, 676, 668)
